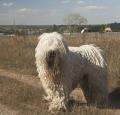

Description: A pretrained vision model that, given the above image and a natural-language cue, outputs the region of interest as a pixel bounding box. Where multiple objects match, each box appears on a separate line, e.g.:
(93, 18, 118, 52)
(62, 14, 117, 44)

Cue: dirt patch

(0, 69, 120, 115)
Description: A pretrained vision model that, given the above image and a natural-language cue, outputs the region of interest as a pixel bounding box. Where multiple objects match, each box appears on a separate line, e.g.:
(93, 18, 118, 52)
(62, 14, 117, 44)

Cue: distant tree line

(0, 22, 120, 36)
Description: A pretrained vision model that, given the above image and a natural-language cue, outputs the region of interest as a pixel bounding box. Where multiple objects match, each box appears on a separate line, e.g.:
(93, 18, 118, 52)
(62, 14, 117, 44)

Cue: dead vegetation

(0, 33, 120, 115)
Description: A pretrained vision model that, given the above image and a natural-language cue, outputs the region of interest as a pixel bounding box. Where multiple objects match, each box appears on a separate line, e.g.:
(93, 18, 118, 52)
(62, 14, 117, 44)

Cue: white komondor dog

(35, 32, 108, 112)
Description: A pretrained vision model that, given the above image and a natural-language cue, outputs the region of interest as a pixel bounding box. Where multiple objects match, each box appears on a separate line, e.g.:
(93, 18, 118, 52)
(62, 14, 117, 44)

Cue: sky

(0, 0, 120, 25)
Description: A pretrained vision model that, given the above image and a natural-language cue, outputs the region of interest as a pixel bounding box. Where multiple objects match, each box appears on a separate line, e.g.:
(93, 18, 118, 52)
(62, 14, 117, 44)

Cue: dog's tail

(69, 44, 106, 68)
(79, 44, 106, 67)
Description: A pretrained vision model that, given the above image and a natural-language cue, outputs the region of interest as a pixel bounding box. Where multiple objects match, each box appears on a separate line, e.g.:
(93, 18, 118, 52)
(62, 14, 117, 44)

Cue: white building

(104, 27, 112, 32)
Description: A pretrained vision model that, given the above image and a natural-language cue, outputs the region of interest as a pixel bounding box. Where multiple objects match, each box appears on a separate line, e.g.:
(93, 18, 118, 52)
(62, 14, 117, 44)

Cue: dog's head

(35, 32, 69, 70)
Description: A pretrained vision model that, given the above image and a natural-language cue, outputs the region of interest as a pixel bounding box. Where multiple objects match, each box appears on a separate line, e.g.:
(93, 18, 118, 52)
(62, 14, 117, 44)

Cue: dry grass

(0, 36, 37, 75)
(0, 33, 120, 115)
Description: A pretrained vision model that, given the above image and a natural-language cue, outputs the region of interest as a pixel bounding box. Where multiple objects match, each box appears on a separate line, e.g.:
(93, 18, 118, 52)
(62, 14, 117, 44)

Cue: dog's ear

(46, 50, 56, 67)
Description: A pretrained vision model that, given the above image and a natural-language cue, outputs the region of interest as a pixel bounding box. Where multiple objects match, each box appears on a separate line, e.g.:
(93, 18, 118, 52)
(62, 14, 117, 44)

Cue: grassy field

(0, 33, 120, 115)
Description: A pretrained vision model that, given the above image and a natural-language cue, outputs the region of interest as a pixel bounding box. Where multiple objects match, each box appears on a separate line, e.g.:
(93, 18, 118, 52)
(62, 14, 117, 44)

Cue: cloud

(49, 9, 57, 16)
(75, 5, 106, 12)
(61, 0, 71, 4)
(16, 8, 57, 18)
(19, 8, 32, 12)
(61, 0, 84, 4)
(2, 2, 14, 7)
(10, 8, 60, 25)
(77, 0, 84, 4)
(84, 6, 106, 10)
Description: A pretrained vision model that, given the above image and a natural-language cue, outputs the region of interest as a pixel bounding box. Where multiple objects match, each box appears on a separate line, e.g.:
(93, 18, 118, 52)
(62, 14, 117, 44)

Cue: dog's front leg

(48, 86, 68, 113)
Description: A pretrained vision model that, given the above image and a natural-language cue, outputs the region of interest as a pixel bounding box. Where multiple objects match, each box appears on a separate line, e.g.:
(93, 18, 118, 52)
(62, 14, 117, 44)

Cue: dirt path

(0, 69, 120, 115)
(0, 69, 41, 89)
(0, 69, 46, 115)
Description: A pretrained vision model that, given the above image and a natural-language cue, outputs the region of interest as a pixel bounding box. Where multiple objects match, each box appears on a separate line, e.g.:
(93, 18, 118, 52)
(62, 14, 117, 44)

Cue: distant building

(0, 33, 4, 36)
(63, 30, 71, 36)
(104, 27, 112, 32)
(7, 34, 15, 37)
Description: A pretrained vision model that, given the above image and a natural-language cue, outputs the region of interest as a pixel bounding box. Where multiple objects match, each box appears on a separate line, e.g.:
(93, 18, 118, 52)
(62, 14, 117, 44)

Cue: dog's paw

(48, 100, 67, 113)
(42, 95, 52, 102)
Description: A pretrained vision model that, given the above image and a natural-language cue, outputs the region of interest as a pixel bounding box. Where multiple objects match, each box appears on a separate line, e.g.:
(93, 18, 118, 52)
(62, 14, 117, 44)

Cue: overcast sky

(0, 0, 120, 25)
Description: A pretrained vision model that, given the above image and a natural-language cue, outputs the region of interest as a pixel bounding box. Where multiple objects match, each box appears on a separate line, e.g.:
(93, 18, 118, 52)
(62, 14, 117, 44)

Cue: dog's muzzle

(46, 50, 56, 67)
